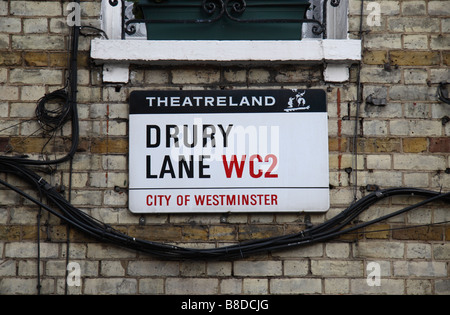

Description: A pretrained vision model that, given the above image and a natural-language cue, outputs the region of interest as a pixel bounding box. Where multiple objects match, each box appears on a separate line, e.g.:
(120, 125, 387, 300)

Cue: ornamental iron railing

(108, 0, 341, 39)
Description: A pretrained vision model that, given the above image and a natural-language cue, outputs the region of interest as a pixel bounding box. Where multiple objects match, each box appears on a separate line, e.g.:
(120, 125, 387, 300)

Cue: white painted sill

(90, 39, 361, 83)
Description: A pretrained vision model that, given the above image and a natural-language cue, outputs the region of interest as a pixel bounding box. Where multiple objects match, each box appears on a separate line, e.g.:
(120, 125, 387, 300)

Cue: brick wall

(0, 0, 449, 295)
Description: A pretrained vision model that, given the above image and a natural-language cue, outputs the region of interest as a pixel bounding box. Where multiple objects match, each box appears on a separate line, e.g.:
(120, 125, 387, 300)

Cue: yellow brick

(128, 225, 182, 241)
(352, 138, 401, 153)
(49, 52, 68, 67)
(182, 225, 208, 241)
(209, 225, 236, 241)
(238, 225, 283, 241)
(91, 138, 128, 154)
(0, 226, 21, 241)
(329, 137, 348, 152)
(10, 137, 64, 153)
(365, 224, 390, 239)
(444, 51, 450, 66)
(363, 50, 387, 65)
(24, 52, 48, 66)
(389, 51, 440, 66)
(402, 137, 428, 153)
(0, 51, 22, 66)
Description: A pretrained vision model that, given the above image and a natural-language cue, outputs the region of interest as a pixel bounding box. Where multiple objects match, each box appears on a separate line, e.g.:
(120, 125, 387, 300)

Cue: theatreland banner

(128, 89, 329, 213)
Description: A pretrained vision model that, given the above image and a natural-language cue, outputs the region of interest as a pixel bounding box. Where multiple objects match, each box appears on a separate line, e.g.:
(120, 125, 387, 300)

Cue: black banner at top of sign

(129, 89, 326, 114)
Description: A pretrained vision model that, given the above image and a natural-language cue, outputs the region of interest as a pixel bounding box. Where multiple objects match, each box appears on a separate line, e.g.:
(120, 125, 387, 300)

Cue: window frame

(92, 0, 361, 83)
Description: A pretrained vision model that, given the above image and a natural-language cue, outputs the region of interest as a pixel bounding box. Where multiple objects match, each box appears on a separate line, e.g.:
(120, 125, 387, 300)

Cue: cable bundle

(35, 89, 71, 132)
(1, 158, 449, 260)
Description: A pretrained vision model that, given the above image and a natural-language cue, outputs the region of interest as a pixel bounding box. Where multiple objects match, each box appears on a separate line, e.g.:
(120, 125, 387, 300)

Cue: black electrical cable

(1, 159, 449, 260)
(0, 20, 79, 167)
(437, 82, 450, 105)
(0, 0, 448, 263)
(35, 89, 71, 132)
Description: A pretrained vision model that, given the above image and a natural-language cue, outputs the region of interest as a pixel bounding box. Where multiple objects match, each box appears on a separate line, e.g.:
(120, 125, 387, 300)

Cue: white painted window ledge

(90, 39, 361, 83)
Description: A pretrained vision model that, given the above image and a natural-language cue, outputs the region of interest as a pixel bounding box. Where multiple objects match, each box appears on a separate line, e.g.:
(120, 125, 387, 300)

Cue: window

(92, 0, 360, 82)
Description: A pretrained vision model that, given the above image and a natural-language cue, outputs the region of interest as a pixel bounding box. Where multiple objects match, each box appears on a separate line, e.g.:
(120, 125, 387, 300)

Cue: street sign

(128, 89, 329, 213)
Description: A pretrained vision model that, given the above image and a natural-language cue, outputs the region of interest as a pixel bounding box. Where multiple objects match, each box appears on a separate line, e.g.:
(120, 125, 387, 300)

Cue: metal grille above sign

(128, 89, 329, 213)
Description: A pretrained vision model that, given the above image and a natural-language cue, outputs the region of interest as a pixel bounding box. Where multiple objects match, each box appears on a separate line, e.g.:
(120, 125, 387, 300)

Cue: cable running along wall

(0, 0, 449, 262)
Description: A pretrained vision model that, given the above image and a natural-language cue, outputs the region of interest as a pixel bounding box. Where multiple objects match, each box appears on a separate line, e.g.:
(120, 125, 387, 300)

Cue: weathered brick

(435, 280, 450, 295)
(363, 120, 388, 135)
(0, 51, 22, 65)
(388, 17, 440, 33)
(270, 278, 321, 294)
(430, 35, 450, 50)
(208, 225, 236, 241)
(328, 137, 348, 152)
(390, 120, 442, 136)
(248, 69, 271, 83)
(0, 225, 21, 241)
(0, 137, 9, 151)
(394, 261, 447, 277)
(404, 69, 428, 85)
(428, 1, 450, 16)
(234, 261, 282, 277)
(87, 243, 136, 259)
(10, 68, 63, 84)
(23, 18, 48, 34)
(401, 1, 426, 15)
(9, 137, 65, 153)
(403, 137, 428, 153)
(243, 279, 268, 294)
(364, 224, 390, 239)
(128, 225, 182, 241)
(20, 85, 46, 101)
(363, 50, 387, 65)
(238, 224, 283, 241)
(324, 278, 350, 294)
(5, 242, 59, 258)
(349, 0, 401, 16)
(360, 67, 401, 84)
(128, 260, 179, 277)
(366, 155, 391, 169)
(48, 52, 68, 67)
(166, 278, 219, 294)
(429, 137, 450, 153)
(365, 34, 402, 49)
(10, 1, 62, 16)
(220, 279, 242, 294)
(171, 68, 220, 85)
(181, 225, 209, 241)
(444, 51, 450, 66)
(223, 68, 247, 83)
(433, 244, 450, 260)
(0, 278, 54, 295)
(351, 137, 401, 153)
(351, 278, 404, 295)
(0, 86, 19, 100)
(403, 34, 428, 50)
(392, 225, 443, 241)
(0, 34, 10, 49)
(12, 35, 65, 50)
(311, 260, 363, 277)
(353, 241, 404, 259)
(0, 17, 21, 33)
(90, 138, 128, 154)
(394, 154, 445, 170)
(430, 69, 450, 84)
(406, 279, 432, 295)
(84, 278, 137, 295)
(24, 52, 47, 66)
(389, 51, 440, 66)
